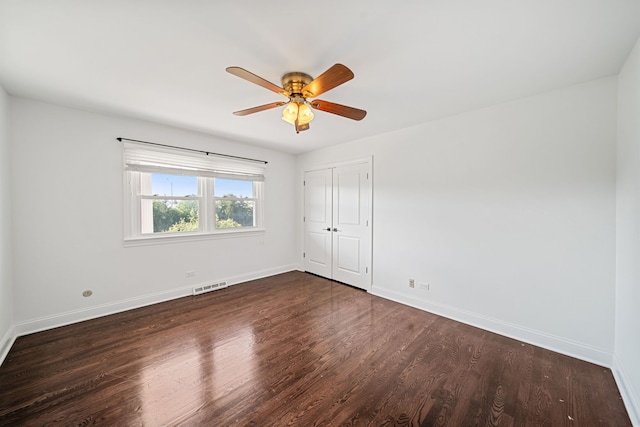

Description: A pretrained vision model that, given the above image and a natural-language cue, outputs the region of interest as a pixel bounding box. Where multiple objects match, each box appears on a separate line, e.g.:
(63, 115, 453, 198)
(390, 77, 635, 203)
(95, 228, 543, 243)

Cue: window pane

(144, 199, 199, 233)
(150, 173, 198, 197)
(214, 178, 253, 198)
(215, 200, 255, 228)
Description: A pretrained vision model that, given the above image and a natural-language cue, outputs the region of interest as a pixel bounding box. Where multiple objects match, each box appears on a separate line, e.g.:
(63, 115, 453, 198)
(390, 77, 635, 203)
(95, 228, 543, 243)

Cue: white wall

(614, 36, 640, 426)
(0, 85, 14, 361)
(298, 77, 618, 365)
(9, 98, 297, 332)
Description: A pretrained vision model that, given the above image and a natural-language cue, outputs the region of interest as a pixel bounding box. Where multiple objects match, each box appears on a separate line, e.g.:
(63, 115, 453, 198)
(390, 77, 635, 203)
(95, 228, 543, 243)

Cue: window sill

(124, 228, 266, 247)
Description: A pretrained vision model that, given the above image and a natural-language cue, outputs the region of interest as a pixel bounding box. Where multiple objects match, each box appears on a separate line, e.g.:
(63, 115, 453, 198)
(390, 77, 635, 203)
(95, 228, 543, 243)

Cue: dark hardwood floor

(0, 271, 631, 426)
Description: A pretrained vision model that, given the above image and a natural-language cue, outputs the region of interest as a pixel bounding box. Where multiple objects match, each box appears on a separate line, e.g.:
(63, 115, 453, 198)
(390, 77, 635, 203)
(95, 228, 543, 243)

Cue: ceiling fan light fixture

(281, 101, 314, 127)
(297, 103, 314, 125)
(281, 102, 299, 125)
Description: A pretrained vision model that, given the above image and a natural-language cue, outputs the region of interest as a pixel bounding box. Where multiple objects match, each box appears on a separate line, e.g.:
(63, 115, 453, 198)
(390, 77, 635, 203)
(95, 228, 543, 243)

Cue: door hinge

(303, 216, 306, 222)
(366, 220, 369, 226)
(366, 173, 369, 180)
(303, 180, 306, 186)
(303, 252, 306, 258)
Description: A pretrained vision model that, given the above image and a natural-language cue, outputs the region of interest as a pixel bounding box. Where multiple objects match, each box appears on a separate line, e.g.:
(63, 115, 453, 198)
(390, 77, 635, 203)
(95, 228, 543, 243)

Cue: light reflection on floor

(139, 325, 257, 425)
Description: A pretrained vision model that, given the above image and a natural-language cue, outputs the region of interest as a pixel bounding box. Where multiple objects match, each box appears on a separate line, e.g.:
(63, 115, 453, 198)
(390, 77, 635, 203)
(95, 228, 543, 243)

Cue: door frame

(301, 155, 373, 290)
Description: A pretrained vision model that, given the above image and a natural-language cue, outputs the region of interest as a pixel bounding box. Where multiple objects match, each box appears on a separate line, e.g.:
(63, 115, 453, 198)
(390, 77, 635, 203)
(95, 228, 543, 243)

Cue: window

(214, 178, 258, 229)
(123, 142, 265, 243)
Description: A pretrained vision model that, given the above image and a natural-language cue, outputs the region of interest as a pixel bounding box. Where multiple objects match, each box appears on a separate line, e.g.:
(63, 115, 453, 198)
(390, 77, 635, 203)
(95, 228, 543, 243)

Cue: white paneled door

(304, 162, 371, 290)
(303, 168, 333, 279)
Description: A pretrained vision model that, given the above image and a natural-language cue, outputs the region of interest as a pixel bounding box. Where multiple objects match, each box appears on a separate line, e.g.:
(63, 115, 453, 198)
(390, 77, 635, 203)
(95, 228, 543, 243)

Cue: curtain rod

(116, 137, 268, 164)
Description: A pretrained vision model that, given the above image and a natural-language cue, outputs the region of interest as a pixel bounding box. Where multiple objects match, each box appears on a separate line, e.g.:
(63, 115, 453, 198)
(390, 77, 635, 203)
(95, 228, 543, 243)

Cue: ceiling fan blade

(310, 99, 367, 121)
(226, 66, 290, 97)
(301, 64, 354, 98)
(233, 101, 286, 116)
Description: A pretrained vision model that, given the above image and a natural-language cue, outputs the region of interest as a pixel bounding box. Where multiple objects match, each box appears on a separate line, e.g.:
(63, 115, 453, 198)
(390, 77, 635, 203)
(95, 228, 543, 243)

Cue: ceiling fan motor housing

(281, 72, 313, 95)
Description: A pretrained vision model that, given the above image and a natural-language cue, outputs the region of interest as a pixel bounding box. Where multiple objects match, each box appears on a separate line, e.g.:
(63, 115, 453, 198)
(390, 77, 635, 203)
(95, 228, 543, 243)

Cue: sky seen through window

(151, 174, 252, 197)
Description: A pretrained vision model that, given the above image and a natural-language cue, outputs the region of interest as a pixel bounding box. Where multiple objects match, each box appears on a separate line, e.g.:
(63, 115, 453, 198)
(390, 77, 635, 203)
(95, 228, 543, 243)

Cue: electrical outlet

(418, 282, 430, 290)
(409, 279, 415, 288)
(185, 270, 196, 278)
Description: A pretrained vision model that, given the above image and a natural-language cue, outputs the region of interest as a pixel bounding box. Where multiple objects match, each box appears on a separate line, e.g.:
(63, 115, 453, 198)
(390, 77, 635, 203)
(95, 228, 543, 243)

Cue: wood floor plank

(0, 271, 631, 426)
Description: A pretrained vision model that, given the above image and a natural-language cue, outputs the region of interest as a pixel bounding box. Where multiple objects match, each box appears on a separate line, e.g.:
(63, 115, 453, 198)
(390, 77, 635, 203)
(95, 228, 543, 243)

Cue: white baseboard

(225, 264, 300, 287)
(369, 286, 613, 367)
(613, 354, 640, 426)
(12, 264, 298, 339)
(0, 325, 17, 367)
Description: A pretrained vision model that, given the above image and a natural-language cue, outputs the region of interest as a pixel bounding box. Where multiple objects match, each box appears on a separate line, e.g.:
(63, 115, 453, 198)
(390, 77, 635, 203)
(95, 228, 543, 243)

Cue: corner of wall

(0, 84, 15, 367)
(614, 34, 640, 427)
(613, 355, 640, 426)
(0, 325, 17, 367)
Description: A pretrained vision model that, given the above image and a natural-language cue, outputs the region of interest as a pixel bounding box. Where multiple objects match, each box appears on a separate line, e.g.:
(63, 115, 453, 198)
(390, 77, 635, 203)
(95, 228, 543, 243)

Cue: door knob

(333, 228, 339, 232)
(324, 228, 331, 231)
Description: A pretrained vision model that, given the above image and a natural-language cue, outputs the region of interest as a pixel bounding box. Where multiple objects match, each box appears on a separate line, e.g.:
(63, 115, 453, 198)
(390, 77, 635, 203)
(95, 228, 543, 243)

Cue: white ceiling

(1, 1, 639, 154)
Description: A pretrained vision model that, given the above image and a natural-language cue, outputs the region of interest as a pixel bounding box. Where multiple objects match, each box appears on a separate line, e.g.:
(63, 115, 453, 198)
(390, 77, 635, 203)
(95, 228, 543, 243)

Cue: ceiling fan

(226, 64, 367, 134)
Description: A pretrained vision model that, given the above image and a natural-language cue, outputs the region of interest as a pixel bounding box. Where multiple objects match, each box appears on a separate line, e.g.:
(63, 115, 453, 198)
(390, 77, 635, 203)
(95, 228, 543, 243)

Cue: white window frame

(123, 142, 265, 246)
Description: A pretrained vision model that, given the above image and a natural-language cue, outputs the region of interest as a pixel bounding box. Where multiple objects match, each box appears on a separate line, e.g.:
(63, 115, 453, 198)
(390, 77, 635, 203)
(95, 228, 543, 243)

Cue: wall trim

(0, 325, 17, 367)
(12, 264, 298, 339)
(369, 286, 613, 367)
(613, 354, 640, 426)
